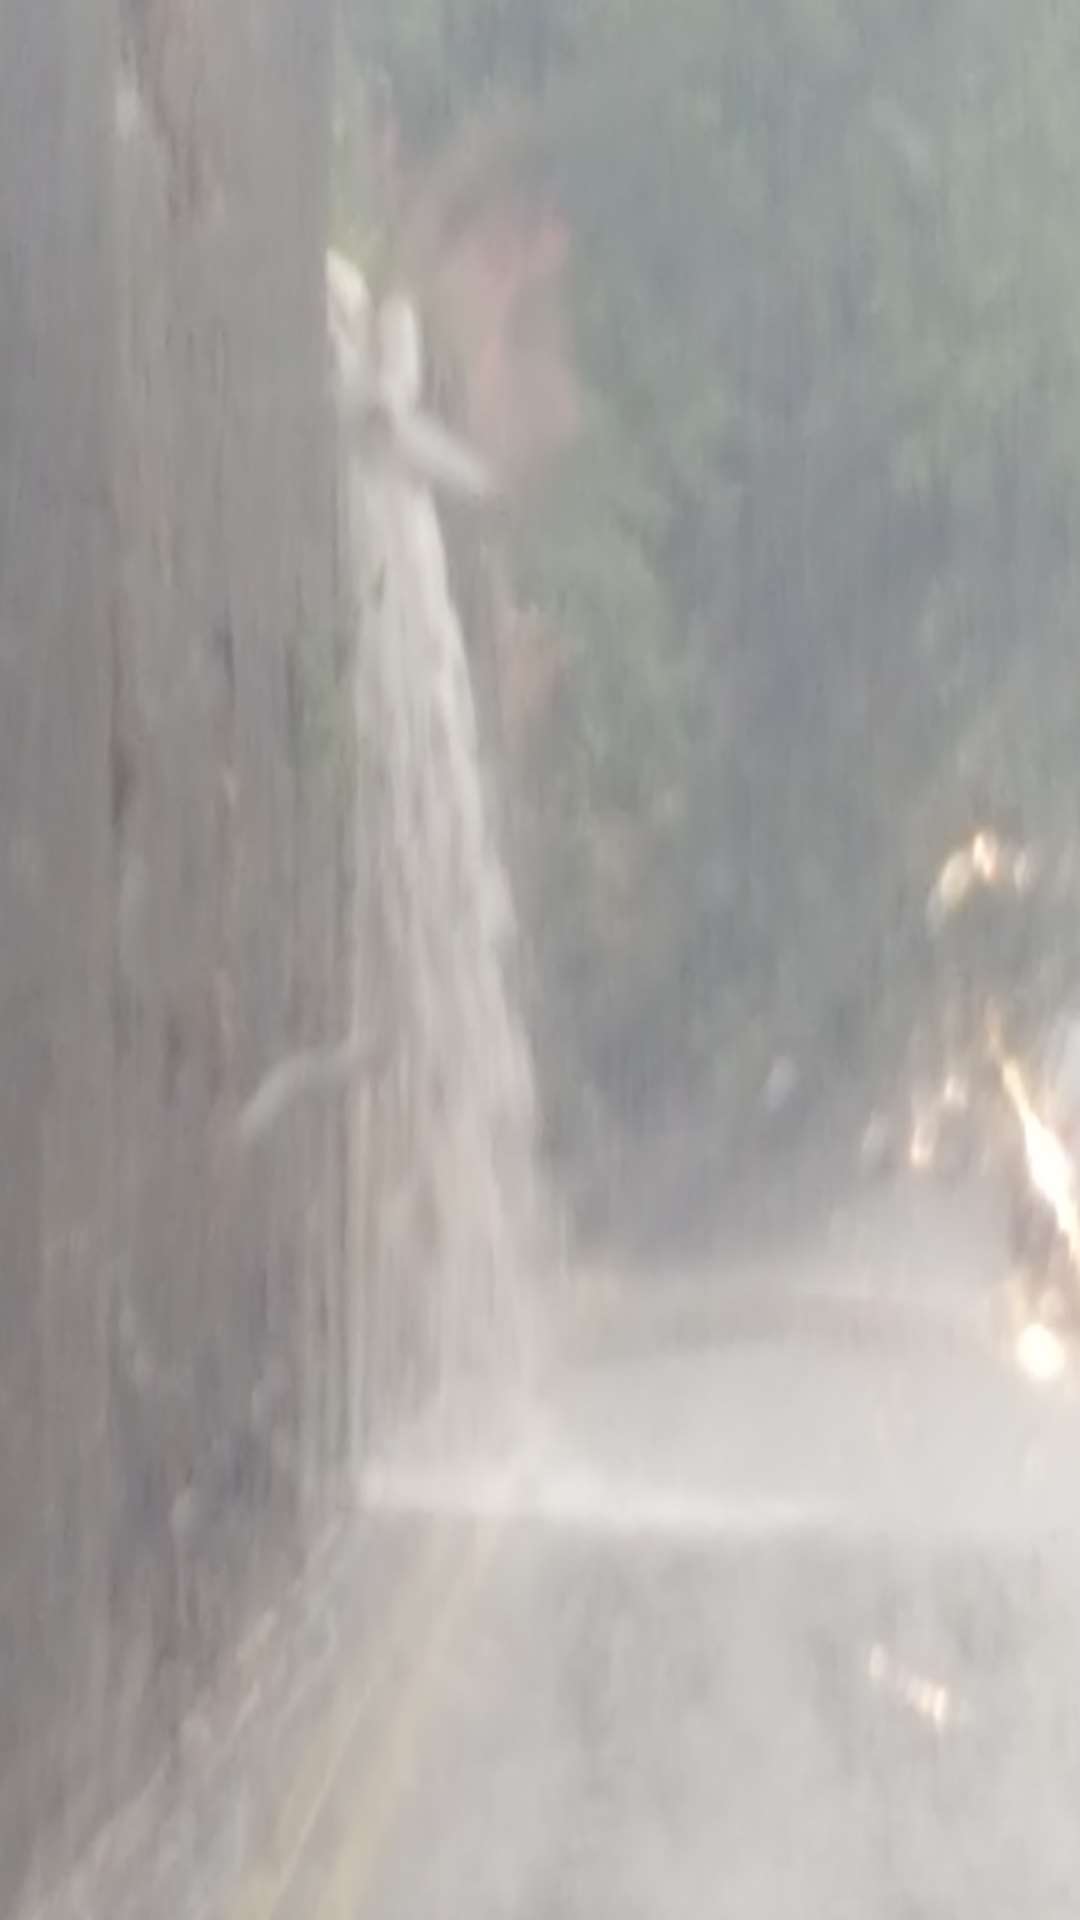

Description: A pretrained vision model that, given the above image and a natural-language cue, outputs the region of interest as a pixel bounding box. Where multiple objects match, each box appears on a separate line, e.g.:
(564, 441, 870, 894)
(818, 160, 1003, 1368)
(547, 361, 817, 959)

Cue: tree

(339, 0, 1080, 1239)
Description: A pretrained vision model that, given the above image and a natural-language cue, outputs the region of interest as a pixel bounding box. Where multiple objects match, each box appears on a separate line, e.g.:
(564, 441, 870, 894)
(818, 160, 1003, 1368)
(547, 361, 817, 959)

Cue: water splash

(328, 252, 545, 1461)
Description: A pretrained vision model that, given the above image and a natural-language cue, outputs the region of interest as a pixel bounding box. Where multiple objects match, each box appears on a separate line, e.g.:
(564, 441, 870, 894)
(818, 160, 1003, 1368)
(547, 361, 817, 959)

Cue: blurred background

(8, 3, 1080, 1915)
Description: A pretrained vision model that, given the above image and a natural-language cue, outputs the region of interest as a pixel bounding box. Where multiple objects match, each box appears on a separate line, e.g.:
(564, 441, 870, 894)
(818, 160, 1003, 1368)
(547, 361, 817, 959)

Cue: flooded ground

(24, 1171, 1080, 1920)
(355, 1523, 1080, 1920)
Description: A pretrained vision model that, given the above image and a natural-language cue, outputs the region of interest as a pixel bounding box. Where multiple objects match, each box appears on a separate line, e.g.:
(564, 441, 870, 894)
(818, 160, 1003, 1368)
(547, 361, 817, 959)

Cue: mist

(6, 2, 1080, 1915)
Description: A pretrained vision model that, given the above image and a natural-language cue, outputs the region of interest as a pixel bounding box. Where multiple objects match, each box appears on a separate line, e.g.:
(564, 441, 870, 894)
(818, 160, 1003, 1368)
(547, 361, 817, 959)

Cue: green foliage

(338, 0, 1080, 1221)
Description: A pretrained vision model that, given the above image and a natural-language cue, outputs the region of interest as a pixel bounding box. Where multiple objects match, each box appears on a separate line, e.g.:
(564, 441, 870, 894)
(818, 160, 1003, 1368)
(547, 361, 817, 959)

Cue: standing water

(327, 253, 545, 1472)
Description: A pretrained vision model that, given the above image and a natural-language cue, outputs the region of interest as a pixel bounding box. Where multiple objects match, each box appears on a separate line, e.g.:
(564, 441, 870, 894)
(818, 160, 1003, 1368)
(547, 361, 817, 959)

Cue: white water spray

(328, 252, 544, 1465)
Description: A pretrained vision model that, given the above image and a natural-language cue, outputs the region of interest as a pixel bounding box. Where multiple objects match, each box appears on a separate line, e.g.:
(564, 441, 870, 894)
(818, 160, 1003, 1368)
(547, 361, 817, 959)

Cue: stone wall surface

(0, 2, 342, 1904)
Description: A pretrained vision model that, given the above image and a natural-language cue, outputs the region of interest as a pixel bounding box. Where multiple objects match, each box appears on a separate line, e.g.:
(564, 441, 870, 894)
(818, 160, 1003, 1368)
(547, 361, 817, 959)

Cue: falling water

(328, 253, 545, 1465)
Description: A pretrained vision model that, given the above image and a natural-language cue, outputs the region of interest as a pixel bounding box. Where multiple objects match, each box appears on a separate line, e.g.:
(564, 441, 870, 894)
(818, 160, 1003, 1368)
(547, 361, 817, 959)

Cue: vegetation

(338, 0, 1080, 1236)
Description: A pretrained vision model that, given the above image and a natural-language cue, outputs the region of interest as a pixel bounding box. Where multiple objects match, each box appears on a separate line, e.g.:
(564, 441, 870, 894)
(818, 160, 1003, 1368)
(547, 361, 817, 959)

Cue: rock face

(0, 1, 340, 1905)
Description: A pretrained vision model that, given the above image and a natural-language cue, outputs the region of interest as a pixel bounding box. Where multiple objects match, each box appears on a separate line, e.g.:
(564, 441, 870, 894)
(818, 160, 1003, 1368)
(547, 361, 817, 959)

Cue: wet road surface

(26, 1187, 1080, 1920)
(269, 1280, 1080, 1920)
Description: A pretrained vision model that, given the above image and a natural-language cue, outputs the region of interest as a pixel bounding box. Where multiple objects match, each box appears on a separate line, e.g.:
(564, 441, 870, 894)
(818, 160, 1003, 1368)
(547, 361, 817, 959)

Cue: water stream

(328, 253, 545, 1467)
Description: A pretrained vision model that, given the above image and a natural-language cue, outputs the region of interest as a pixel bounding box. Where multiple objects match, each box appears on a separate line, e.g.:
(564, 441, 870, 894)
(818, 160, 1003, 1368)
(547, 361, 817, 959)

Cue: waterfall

(328, 252, 545, 1464)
